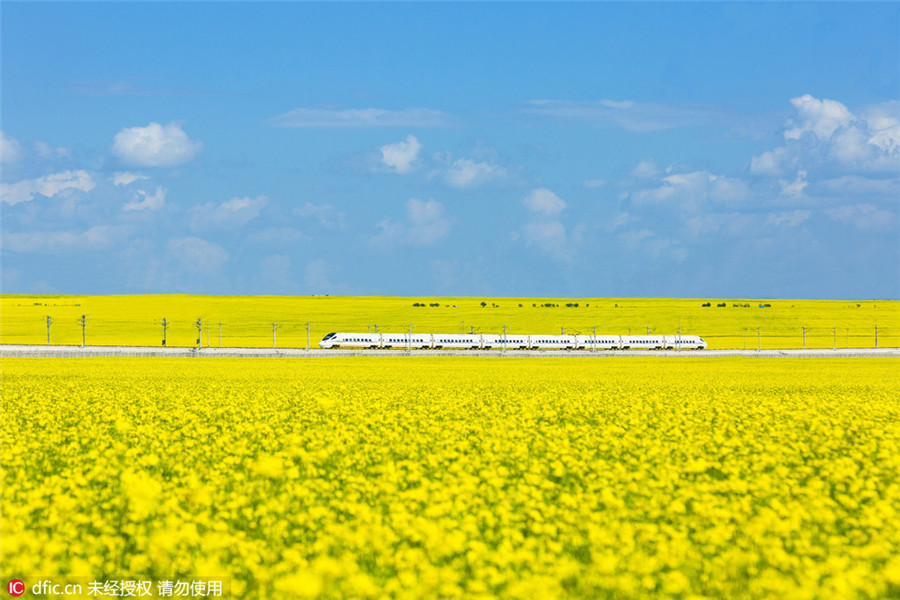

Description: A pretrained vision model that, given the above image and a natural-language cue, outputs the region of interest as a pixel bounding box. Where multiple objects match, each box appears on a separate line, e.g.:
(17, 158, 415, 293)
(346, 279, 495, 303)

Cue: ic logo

(7, 580, 24, 596)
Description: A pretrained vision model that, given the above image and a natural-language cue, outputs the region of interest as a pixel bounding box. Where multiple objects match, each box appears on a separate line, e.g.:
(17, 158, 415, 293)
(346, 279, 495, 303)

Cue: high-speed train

(318, 332, 707, 350)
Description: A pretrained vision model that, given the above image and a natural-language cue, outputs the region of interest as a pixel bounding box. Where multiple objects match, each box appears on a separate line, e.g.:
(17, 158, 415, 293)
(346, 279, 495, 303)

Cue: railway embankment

(2, 344, 899, 358)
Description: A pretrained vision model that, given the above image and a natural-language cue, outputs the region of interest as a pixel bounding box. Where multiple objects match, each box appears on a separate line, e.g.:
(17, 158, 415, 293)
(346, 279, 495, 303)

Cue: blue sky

(1, 2, 898, 298)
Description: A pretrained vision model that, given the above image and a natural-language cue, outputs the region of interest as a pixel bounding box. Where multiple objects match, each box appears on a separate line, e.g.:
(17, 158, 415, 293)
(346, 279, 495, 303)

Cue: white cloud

(0, 170, 95, 205)
(767, 210, 812, 227)
(34, 141, 70, 160)
(522, 99, 724, 132)
(166, 237, 228, 275)
(682, 212, 768, 240)
(825, 204, 896, 232)
(522, 220, 567, 255)
(683, 213, 735, 238)
(750, 147, 789, 176)
(631, 170, 749, 211)
(515, 188, 572, 259)
(293, 202, 345, 229)
(583, 178, 606, 188)
(373, 198, 451, 248)
(2, 225, 130, 253)
(112, 172, 150, 186)
(373, 219, 405, 247)
(112, 122, 203, 167)
(631, 182, 678, 205)
(247, 227, 306, 245)
(751, 95, 900, 174)
(784, 94, 855, 141)
(621, 228, 653, 248)
(862, 101, 900, 156)
(817, 175, 900, 198)
(630, 159, 660, 179)
(523, 188, 566, 215)
(124, 186, 166, 211)
(620, 228, 688, 261)
(435, 158, 506, 188)
(190, 195, 267, 231)
(708, 175, 751, 204)
(268, 107, 452, 128)
(830, 126, 871, 164)
(1, 131, 23, 163)
(406, 198, 451, 245)
(779, 171, 808, 198)
(379, 135, 422, 173)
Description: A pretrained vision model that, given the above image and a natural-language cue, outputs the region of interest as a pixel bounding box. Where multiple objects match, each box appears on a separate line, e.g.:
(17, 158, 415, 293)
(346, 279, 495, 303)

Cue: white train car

(432, 334, 479, 349)
(319, 332, 707, 350)
(619, 335, 707, 350)
(319, 332, 380, 348)
(574, 335, 621, 350)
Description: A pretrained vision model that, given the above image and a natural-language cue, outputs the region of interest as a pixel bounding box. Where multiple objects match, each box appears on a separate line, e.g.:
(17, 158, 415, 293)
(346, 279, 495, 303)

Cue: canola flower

(2, 357, 900, 599)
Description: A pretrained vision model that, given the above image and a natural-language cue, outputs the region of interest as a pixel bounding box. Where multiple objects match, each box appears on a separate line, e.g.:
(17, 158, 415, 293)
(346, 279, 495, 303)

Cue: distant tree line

(701, 302, 765, 308)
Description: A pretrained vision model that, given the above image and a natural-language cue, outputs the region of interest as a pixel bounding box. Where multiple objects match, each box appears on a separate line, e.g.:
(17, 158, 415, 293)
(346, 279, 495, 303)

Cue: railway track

(2, 344, 899, 358)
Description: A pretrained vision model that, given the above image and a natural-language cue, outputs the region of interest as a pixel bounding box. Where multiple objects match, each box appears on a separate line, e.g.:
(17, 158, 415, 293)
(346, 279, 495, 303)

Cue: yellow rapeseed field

(2, 357, 899, 599)
(1, 295, 899, 350)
